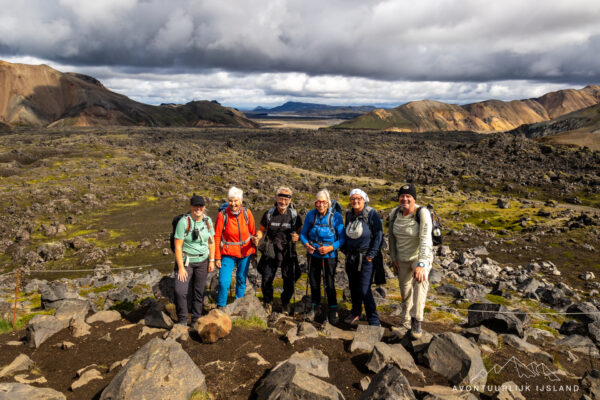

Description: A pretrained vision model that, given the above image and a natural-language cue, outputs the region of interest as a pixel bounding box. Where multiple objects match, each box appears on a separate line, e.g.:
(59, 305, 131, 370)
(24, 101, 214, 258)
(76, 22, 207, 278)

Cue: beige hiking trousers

(397, 260, 429, 322)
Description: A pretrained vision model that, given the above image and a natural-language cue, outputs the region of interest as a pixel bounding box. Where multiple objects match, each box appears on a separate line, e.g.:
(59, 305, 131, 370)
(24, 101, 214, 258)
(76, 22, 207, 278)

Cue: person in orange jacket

(214, 186, 256, 307)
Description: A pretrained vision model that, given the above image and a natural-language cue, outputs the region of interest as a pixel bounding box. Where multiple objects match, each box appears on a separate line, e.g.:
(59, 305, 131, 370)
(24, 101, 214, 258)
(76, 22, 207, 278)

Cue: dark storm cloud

(2, 0, 600, 83)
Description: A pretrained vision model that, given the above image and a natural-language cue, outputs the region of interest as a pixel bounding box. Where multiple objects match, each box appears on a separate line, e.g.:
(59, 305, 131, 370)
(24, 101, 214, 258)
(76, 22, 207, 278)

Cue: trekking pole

(321, 258, 325, 321)
(304, 254, 311, 320)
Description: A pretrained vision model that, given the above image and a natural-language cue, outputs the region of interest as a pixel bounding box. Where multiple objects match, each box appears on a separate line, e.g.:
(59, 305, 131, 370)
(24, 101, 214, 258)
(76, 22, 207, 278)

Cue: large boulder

(193, 309, 232, 343)
(0, 383, 66, 400)
(360, 364, 417, 400)
(288, 348, 329, 378)
(566, 302, 600, 324)
(54, 299, 89, 323)
(468, 303, 526, 337)
(26, 314, 66, 348)
(100, 338, 206, 400)
(144, 301, 174, 329)
(350, 325, 385, 353)
(366, 342, 423, 378)
(40, 282, 81, 308)
(254, 361, 344, 400)
(424, 332, 487, 388)
(37, 242, 66, 261)
(223, 295, 268, 323)
(0, 354, 34, 378)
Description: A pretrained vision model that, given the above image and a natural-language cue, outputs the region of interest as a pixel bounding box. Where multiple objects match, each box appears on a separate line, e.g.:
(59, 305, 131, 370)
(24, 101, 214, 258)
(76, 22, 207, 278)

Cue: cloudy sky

(2, 0, 600, 109)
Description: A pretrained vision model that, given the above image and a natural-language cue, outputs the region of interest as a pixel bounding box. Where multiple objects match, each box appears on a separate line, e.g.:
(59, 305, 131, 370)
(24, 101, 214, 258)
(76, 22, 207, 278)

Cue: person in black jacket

(343, 188, 383, 326)
(253, 186, 302, 315)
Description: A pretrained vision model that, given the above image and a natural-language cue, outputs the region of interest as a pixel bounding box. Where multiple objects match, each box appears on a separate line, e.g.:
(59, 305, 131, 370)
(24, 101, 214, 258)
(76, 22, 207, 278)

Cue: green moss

(232, 316, 268, 329)
(484, 294, 511, 306)
(189, 390, 212, 400)
(80, 284, 117, 296)
(427, 310, 462, 324)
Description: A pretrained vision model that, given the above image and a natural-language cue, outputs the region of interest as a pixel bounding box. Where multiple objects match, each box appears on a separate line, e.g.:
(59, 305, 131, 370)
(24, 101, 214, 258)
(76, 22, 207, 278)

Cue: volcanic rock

(100, 338, 206, 400)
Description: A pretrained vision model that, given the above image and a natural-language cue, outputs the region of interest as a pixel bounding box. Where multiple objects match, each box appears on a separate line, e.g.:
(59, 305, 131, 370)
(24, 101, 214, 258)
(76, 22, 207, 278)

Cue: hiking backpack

(170, 213, 211, 252)
(389, 204, 443, 246)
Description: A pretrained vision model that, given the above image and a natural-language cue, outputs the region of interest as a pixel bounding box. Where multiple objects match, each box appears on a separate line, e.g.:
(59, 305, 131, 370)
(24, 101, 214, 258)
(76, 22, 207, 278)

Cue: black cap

(190, 194, 205, 206)
(397, 183, 417, 200)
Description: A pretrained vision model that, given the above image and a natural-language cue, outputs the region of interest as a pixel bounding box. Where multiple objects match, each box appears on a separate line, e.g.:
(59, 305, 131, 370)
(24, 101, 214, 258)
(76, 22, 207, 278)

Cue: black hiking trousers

(260, 251, 295, 305)
(308, 255, 338, 307)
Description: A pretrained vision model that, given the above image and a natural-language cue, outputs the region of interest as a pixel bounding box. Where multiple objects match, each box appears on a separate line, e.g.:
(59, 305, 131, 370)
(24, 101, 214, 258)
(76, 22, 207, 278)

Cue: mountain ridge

(0, 61, 258, 128)
(332, 85, 600, 132)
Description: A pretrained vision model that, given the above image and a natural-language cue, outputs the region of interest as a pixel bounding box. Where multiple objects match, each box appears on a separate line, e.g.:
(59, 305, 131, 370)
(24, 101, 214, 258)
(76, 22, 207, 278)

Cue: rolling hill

(510, 102, 600, 150)
(0, 61, 258, 128)
(332, 85, 600, 133)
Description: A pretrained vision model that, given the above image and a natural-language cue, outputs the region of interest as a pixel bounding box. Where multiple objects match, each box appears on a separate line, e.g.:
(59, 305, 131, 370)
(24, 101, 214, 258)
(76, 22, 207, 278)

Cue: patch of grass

(190, 390, 212, 400)
(79, 284, 117, 296)
(376, 305, 392, 313)
(563, 251, 575, 261)
(232, 316, 268, 330)
(427, 310, 462, 324)
(484, 294, 511, 306)
(531, 322, 559, 337)
(0, 310, 55, 332)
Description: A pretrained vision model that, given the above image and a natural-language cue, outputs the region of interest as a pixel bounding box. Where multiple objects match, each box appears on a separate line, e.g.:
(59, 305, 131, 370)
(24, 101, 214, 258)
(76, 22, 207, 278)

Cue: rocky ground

(0, 127, 599, 399)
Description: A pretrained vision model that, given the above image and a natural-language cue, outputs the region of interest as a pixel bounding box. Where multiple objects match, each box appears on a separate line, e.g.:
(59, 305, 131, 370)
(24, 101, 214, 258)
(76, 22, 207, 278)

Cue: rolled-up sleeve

(417, 207, 434, 272)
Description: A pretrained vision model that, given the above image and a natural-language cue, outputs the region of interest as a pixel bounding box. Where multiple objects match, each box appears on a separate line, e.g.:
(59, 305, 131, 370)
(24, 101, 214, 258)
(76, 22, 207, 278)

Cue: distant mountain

(248, 101, 375, 118)
(332, 85, 600, 132)
(510, 102, 600, 150)
(0, 61, 258, 128)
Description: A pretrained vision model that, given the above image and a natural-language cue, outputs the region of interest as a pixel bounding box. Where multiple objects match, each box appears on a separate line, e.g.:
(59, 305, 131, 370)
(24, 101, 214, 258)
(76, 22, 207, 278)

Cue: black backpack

(389, 204, 443, 246)
(170, 213, 211, 252)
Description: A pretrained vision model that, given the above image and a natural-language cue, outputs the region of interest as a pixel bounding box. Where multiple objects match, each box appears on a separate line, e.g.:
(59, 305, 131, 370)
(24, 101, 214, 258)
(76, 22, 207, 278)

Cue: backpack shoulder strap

(290, 208, 298, 227)
(220, 209, 228, 234)
(414, 206, 426, 224)
(185, 214, 192, 234)
(389, 207, 400, 227)
(242, 207, 249, 225)
(202, 215, 211, 231)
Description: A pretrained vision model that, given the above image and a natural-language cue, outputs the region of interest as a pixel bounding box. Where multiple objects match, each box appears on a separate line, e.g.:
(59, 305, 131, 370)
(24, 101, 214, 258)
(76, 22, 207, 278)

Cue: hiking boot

(328, 308, 339, 325)
(305, 306, 315, 322)
(281, 303, 291, 316)
(216, 305, 224, 310)
(264, 303, 272, 315)
(344, 314, 360, 325)
(401, 318, 411, 330)
(411, 317, 422, 339)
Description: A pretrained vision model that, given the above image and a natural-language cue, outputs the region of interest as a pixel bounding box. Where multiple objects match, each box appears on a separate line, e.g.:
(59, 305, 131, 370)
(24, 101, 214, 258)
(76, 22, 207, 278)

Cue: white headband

(349, 188, 369, 202)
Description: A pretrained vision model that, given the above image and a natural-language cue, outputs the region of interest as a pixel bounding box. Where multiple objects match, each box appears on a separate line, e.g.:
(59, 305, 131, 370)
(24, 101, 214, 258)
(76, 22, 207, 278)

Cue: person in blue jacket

(343, 189, 383, 326)
(300, 189, 345, 324)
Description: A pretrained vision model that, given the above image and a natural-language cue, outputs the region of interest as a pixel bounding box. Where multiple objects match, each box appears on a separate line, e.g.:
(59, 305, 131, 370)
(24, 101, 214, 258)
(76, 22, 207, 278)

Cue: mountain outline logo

(473, 356, 561, 382)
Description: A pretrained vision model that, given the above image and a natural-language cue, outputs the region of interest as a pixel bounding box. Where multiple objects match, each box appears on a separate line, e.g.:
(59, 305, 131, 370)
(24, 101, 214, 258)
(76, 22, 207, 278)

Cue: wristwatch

(416, 262, 425, 268)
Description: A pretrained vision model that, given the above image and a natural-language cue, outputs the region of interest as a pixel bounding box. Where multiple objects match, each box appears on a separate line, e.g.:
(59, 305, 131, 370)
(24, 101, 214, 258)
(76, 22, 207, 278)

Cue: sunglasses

(315, 200, 328, 205)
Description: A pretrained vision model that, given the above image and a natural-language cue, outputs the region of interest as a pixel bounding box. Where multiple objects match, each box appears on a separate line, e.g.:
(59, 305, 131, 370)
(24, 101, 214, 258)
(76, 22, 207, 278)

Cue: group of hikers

(172, 183, 433, 339)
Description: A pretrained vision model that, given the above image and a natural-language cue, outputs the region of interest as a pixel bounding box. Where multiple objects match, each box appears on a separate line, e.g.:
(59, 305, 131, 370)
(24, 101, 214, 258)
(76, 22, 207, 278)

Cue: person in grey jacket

(388, 183, 433, 338)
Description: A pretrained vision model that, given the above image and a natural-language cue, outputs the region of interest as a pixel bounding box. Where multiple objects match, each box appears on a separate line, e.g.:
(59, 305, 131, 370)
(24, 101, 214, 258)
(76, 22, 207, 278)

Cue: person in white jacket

(388, 183, 433, 339)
